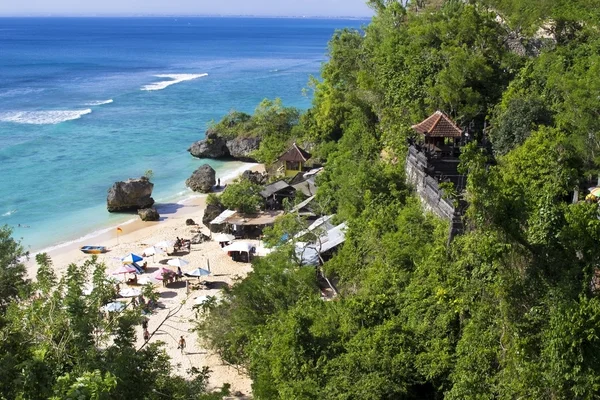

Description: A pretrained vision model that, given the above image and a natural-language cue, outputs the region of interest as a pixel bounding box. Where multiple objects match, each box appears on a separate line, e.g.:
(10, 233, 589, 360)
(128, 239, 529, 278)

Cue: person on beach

(143, 328, 150, 342)
(177, 336, 186, 354)
(177, 266, 183, 278)
(217, 178, 221, 188)
(142, 317, 148, 330)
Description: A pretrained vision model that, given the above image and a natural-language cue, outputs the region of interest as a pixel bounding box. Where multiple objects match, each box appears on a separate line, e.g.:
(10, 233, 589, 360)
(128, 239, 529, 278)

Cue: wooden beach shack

(260, 180, 296, 210)
(210, 209, 285, 239)
(411, 110, 463, 158)
(278, 143, 312, 178)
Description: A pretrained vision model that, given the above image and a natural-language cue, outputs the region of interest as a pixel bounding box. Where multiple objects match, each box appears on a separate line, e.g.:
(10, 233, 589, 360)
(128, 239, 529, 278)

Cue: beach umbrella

(119, 288, 141, 298)
(137, 276, 155, 285)
(167, 258, 189, 268)
(154, 268, 174, 280)
(121, 253, 143, 264)
(194, 295, 210, 305)
(103, 302, 125, 312)
(155, 240, 175, 249)
(83, 283, 94, 296)
(185, 267, 211, 278)
(590, 187, 600, 197)
(213, 233, 235, 243)
(112, 265, 137, 275)
(143, 246, 163, 257)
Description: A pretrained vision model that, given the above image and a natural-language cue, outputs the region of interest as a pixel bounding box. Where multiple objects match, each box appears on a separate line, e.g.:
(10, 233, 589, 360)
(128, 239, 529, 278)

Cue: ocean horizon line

(0, 14, 373, 20)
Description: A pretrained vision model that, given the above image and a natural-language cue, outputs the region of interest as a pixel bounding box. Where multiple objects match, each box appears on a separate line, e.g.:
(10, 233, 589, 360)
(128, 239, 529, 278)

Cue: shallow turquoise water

(0, 17, 366, 251)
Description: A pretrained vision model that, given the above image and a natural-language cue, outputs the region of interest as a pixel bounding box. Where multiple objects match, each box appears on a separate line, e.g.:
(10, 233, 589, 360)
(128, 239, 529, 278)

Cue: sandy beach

(24, 163, 266, 395)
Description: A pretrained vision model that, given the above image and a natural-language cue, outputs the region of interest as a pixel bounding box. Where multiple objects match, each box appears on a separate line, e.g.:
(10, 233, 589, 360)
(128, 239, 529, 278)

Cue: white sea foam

(85, 99, 113, 106)
(141, 73, 208, 91)
(2, 209, 16, 217)
(0, 109, 92, 125)
(0, 88, 45, 98)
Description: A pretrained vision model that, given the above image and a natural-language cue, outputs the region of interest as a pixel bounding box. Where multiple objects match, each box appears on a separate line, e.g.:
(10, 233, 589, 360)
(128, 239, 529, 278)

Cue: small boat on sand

(80, 246, 107, 254)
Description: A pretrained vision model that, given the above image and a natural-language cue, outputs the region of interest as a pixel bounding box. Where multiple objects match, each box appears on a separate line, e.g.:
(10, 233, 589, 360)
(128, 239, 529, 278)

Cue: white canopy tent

(213, 233, 235, 243)
(222, 242, 253, 254)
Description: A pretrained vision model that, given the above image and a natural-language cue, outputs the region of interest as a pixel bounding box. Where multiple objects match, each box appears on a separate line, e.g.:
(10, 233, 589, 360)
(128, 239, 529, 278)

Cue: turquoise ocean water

(0, 17, 366, 251)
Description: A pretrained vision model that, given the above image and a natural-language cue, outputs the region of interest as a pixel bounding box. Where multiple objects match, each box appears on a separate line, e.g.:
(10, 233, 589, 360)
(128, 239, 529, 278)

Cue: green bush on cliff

(220, 178, 264, 213)
(197, 1, 600, 398)
(211, 98, 301, 164)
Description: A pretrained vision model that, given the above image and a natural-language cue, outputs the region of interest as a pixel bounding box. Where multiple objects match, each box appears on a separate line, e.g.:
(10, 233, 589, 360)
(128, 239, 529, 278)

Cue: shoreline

(23, 161, 265, 395)
(26, 162, 259, 266)
(24, 163, 264, 276)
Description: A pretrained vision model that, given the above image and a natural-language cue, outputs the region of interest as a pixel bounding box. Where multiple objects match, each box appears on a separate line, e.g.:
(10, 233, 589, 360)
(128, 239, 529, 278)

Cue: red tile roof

(278, 143, 312, 162)
(411, 111, 462, 138)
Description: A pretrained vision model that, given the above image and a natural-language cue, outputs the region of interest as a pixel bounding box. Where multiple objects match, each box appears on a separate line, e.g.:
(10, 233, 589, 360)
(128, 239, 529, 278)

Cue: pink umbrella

(154, 267, 175, 280)
(112, 265, 137, 275)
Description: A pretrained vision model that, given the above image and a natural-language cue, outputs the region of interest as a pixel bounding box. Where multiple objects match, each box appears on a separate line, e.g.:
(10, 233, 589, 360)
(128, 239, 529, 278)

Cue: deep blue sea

(0, 17, 367, 251)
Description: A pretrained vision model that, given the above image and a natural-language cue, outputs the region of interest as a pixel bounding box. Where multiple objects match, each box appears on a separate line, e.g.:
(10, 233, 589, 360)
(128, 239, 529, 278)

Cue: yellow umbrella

(590, 187, 600, 197)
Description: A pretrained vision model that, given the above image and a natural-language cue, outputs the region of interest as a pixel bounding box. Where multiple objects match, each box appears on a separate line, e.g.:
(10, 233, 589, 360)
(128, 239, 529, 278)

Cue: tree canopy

(197, 1, 600, 398)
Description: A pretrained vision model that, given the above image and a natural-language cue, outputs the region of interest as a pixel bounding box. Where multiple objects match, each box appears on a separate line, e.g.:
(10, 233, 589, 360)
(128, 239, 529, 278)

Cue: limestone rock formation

(241, 170, 267, 185)
(202, 203, 224, 229)
(186, 164, 216, 193)
(138, 207, 160, 221)
(188, 130, 261, 162)
(188, 130, 228, 159)
(225, 136, 261, 161)
(107, 177, 154, 212)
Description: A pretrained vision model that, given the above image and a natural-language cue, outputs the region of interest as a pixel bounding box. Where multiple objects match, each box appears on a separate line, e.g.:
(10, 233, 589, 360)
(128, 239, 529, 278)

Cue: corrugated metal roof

(259, 180, 293, 198)
(296, 222, 347, 266)
(291, 195, 315, 213)
(209, 209, 236, 225)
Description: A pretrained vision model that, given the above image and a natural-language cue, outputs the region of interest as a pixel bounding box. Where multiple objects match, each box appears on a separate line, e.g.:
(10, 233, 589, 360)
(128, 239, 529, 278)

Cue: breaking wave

(141, 73, 208, 91)
(85, 99, 113, 106)
(0, 109, 92, 125)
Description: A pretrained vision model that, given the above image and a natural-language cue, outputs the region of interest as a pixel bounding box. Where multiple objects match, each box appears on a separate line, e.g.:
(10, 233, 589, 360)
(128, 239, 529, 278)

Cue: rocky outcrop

(138, 207, 160, 221)
(225, 136, 261, 161)
(186, 164, 216, 193)
(202, 203, 224, 229)
(107, 177, 154, 212)
(188, 130, 228, 159)
(188, 130, 261, 162)
(241, 170, 267, 185)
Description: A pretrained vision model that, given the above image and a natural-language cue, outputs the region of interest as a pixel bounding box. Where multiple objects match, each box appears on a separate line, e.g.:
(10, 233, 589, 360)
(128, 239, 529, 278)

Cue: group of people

(173, 237, 191, 252)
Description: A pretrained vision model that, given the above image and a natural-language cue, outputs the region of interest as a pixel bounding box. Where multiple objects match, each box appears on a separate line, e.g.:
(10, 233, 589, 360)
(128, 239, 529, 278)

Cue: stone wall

(405, 146, 464, 239)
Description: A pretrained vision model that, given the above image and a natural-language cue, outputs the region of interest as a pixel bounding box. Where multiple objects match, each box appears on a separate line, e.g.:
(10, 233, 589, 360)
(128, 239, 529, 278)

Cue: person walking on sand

(143, 328, 150, 342)
(177, 335, 186, 354)
(217, 178, 221, 188)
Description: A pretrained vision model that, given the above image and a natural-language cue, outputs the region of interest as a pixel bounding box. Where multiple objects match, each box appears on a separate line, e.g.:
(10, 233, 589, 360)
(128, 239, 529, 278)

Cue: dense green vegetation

(0, 226, 228, 400)
(4, 1, 600, 398)
(210, 98, 301, 164)
(197, 1, 600, 398)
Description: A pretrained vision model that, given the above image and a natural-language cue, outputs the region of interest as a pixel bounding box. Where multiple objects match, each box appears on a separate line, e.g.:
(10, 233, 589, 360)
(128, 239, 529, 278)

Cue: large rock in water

(188, 130, 228, 159)
(138, 207, 160, 221)
(186, 164, 216, 193)
(225, 136, 261, 162)
(107, 177, 154, 212)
